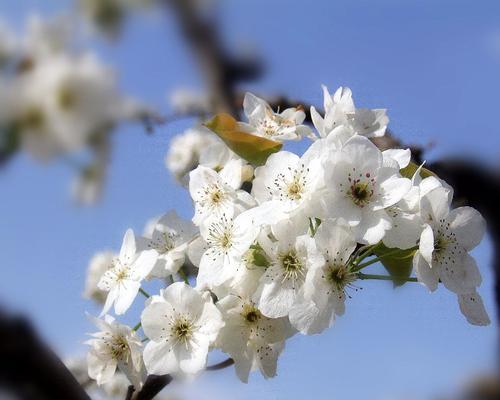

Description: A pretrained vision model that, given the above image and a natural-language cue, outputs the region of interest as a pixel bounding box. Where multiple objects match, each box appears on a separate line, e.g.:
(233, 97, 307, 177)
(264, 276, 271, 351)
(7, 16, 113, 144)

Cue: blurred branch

(164, 0, 262, 116)
(0, 309, 91, 400)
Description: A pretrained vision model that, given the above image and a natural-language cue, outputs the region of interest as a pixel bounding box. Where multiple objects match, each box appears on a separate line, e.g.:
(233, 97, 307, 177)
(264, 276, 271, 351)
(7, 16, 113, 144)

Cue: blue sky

(1, 1, 499, 399)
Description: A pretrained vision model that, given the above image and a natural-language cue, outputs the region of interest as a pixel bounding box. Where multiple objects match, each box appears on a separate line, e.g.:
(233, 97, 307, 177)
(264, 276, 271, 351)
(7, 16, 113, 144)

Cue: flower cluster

(86, 87, 490, 390)
(0, 15, 148, 203)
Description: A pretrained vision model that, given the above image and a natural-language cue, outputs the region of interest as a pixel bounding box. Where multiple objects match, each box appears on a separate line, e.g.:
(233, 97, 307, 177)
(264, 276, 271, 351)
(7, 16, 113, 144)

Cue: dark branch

(132, 374, 173, 400)
(0, 309, 91, 400)
(206, 358, 234, 371)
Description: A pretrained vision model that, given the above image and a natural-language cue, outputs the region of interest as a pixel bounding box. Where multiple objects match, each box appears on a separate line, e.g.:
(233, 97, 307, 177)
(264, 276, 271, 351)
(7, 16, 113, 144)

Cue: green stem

(357, 273, 418, 282)
(178, 268, 189, 284)
(353, 245, 418, 272)
(353, 243, 380, 264)
(132, 322, 142, 332)
(139, 288, 151, 298)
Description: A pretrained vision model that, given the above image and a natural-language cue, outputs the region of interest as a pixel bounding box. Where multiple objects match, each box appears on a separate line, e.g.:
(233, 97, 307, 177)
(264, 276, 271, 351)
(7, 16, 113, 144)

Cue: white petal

(120, 229, 137, 264)
(114, 281, 141, 315)
(419, 224, 434, 265)
(354, 210, 391, 244)
(143, 340, 178, 375)
(413, 252, 439, 292)
(383, 149, 411, 169)
(457, 291, 490, 326)
(376, 173, 412, 209)
(439, 252, 482, 294)
(447, 207, 486, 251)
(141, 301, 174, 341)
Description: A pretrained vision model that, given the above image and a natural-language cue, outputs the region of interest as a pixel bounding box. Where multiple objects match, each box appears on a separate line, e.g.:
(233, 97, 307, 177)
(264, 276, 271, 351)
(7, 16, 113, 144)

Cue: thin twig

(206, 358, 234, 371)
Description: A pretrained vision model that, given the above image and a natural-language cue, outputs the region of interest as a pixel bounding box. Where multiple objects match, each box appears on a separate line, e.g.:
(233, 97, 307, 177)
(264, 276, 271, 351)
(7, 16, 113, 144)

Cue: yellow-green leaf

(204, 113, 282, 166)
(373, 243, 417, 287)
(400, 161, 435, 179)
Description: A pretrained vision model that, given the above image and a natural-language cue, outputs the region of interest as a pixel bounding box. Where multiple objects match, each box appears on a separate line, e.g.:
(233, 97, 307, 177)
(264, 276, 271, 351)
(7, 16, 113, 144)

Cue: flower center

(350, 182, 373, 206)
(241, 304, 262, 325)
(287, 181, 303, 200)
(172, 318, 193, 343)
(114, 266, 130, 282)
(279, 250, 304, 282)
(151, 231, 179, 254)
(326, 264, 356, 291)
(108, 335, 129, 360)
(259, 111, 293, 137)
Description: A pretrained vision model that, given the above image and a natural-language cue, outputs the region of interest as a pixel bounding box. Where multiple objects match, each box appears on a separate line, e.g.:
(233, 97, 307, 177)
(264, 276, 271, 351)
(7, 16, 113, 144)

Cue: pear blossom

(251, 150, 323, 221)
(189, 160, 255, 225)
(141, 282, 224, 375)
(196, 211, 261, 290)
(216, 294, 290, 382)
(98, 229, 156, 315)
(253, 219, 323, 318)
(413, 187, 486, 292)
(166, 126, 220, 181)
(289, 219, 357, 334)
(86, 315, 144, 388)
(141, 210, 197, 278)
(14, 52, 140, 160)
(241, 92, 312, 141)
(323, 135, 411, 244)
(311, 85, 388, 138)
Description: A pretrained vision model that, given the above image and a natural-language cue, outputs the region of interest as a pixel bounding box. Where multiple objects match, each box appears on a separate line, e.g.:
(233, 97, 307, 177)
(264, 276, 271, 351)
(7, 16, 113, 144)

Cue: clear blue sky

(1, 1, 499, 399)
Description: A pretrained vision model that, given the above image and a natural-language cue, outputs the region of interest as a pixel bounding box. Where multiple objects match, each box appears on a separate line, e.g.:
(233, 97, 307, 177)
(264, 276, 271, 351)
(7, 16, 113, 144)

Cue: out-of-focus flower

(165, 126, 220, 182)
(84, 250, 117, 304)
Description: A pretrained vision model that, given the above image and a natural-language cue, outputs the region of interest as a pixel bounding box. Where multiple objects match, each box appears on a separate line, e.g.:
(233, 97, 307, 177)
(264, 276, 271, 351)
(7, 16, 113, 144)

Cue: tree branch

(0, 309, 91, 400)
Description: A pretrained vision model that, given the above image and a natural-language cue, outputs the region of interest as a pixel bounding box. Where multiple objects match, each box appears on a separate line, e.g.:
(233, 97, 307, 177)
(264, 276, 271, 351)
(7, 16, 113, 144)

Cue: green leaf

(204, 113, 282, 166)
(373, 243, 417, 287)
(400, 161, 435, 179)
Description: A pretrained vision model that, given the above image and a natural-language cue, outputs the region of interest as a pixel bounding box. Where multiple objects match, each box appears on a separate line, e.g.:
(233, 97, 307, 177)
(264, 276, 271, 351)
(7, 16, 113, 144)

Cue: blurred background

(0, 0, 499, 399)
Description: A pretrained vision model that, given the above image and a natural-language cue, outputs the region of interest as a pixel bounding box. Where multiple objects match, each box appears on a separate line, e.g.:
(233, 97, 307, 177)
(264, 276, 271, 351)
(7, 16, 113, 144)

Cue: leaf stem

(139, 288, 151, 298)
(132, 322, 142, 332)
(353, 245, 418, 272)
(357, 273, 418, 282)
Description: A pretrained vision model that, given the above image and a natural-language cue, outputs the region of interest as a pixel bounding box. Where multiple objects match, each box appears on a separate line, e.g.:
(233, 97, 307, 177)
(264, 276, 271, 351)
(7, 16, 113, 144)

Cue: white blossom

(290, 219, 357, 334)
(141, 211, 197, 278)
(241, 92, 312, 141)
(216, 294, 290, 382)
(251, 150, 323, 222)
(98, 229, 156, 315)
(311, 85, 388, 138)
(253, 219, 323, 318)
(189, 160, 255, 226)
(166, 126, 220, 181)
(323, 135, 411, 244)
(141, 282, 223, 375)
(86, 315, 144, 388)
(196, 211, 260, 290)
